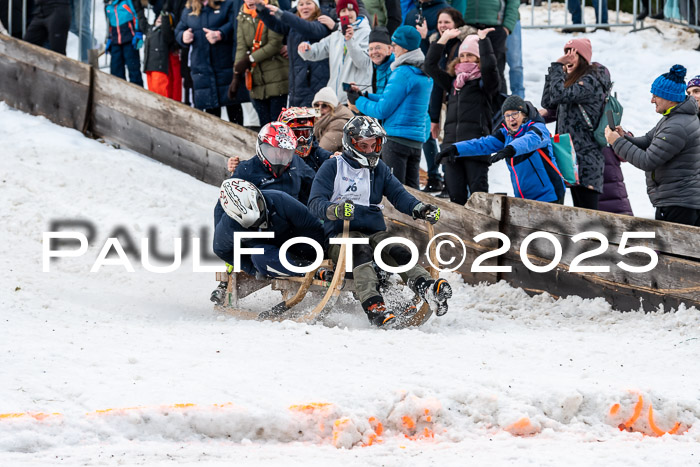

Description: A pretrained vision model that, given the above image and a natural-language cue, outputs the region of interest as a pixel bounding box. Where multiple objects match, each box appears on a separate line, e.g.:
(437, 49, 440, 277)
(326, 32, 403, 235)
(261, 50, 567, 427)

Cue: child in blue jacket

(436, 95, 566, 203)
(104, 0, 145, 86)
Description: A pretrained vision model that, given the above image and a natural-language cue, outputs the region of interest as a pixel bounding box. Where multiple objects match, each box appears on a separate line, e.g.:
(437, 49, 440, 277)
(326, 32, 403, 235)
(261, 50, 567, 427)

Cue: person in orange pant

(144, 0, 187, 100)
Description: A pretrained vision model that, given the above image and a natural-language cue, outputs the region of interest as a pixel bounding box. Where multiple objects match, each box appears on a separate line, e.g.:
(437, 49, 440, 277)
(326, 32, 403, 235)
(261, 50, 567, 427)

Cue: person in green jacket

(232, 0, 289, 125)
(458, 0, 518, 94)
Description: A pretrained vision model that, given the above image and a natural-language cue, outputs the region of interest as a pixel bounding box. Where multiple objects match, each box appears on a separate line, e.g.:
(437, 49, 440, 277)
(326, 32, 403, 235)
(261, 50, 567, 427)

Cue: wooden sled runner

(213, 221, 441, 329)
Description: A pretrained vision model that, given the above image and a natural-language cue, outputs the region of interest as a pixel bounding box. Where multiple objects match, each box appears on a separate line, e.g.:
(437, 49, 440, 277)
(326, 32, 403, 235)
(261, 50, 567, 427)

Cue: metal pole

(22, 0, 26, 36)
(8, 0, 12, 37)
(79, 0, 83, 60)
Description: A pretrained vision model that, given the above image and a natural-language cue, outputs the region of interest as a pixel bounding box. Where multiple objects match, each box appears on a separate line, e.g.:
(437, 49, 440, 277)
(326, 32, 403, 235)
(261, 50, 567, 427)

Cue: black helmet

(342, 116, 386, 169)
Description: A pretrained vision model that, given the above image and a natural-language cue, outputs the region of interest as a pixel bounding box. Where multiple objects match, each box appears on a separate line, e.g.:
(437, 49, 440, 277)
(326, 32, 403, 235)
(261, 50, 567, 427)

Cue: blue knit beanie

(651, 64, 687, 102)
(391, 26, 421, 51)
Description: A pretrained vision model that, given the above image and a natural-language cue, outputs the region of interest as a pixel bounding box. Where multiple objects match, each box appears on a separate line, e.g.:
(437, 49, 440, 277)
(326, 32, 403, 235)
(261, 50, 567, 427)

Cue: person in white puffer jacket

(298, 0, 371, 105)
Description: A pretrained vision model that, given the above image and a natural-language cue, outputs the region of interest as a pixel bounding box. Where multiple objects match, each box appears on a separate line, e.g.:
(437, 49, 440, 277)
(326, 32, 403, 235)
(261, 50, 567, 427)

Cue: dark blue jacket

(257, 8, 331, 107)
(372, 53, 394, 95)
(302, 141, 333, 172)
(308, 153, 420, 238)
(454, 104, 566, 203)
(233, 154, 317, 205)
(175, 0, 243, 110)
(356, 58, 432, 143)
(213, 190, 324, 274)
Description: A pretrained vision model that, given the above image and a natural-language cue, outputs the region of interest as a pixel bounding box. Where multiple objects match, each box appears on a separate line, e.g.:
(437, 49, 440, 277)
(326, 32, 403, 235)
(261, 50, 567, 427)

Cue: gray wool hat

(501, 95, 527, 115)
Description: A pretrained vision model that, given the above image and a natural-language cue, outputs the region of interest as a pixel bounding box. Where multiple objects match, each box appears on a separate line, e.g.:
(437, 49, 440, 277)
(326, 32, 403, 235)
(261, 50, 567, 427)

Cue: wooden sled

(214, 220, 440, 329)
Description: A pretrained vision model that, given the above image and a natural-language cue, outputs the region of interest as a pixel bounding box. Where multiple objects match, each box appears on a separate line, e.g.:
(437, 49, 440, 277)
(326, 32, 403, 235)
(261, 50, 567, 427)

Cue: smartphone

(342, 82, 352, 92)
(340, 15, 350, 34)
(606, 109, 615, 131)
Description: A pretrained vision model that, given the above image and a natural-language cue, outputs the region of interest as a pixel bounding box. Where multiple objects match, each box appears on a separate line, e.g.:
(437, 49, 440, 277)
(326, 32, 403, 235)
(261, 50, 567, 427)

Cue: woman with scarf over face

(423, 28, 500, 205)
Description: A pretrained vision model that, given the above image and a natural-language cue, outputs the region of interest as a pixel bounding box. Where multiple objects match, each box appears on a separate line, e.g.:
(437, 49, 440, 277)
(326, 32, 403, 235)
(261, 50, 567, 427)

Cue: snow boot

(362, 296, 396, 327)
(210, 281, 228, 305)
(421, 178, 444, 193)
(411, 277, 452, 316)
(314, 267, 334, 282)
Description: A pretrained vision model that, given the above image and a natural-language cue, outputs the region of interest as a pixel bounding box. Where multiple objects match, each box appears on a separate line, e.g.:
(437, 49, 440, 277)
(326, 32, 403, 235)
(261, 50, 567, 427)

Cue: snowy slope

(2, 13, 700, 466)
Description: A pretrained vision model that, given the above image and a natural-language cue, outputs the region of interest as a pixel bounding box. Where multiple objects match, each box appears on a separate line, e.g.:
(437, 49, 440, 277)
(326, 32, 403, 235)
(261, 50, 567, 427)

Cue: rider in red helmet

(228, 121, 316, 204)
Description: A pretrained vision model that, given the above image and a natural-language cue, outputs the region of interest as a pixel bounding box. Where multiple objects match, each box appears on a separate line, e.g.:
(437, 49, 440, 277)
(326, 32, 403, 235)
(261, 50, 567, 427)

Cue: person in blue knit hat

(346, 25, 433, 189)
(605, 65, 700, 227)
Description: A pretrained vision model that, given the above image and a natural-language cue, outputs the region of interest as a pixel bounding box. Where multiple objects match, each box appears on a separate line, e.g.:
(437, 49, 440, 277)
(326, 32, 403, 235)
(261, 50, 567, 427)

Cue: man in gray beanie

(605, 65, 700, 226)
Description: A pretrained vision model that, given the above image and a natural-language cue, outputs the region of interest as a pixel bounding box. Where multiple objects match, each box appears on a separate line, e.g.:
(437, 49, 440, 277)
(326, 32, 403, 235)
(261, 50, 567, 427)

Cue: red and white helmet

(278, 107, 316, 157)
(219, 178, 268, 229)
(256, 122, 298, 178)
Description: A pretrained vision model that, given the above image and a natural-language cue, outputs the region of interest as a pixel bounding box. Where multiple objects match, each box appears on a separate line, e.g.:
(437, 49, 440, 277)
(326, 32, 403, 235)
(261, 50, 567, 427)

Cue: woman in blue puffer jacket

(257, 0, 333, 107)
(437, 96, 566, 203)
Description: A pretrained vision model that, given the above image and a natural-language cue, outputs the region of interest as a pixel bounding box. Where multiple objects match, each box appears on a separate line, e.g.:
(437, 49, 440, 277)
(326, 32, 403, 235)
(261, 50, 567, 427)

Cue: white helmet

(219, 178, 268, 229)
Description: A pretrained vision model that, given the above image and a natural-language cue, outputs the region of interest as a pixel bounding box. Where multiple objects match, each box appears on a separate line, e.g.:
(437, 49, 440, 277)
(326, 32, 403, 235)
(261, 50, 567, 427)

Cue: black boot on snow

(411, 277, 453, 316)
(314, 267, 334, 282)
(421, 178, 444, 193)
(362, 296, 396, 327)
(210, 281, 228, 305)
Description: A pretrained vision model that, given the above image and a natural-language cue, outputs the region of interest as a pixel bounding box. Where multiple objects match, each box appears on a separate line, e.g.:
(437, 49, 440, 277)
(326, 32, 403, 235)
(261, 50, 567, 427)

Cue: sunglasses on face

(313, 103, 331, 110)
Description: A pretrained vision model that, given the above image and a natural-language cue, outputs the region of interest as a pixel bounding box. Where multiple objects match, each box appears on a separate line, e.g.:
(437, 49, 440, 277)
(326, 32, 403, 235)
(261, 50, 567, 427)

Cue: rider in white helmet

(211, 178, 324, 304)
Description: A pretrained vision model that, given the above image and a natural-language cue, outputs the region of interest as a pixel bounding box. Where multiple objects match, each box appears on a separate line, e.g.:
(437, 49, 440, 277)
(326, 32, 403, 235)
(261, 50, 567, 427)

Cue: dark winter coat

(404, 0, 450, 54)
(308, 153, 421, 238)
(213, 190, 324, 273)
(423, 37, 501, 150)
(541, 62, 611, 193)
(236, 2, 289, 101)
(232, 154, 317, 205)
(257, 7, 331, 107)
(598, 146, 633, 216)
(301, 141, 333, 172)
(454, 102, 566, 203)
(612, 96, 700, 210)
(143, 0, 186, 73)
(426, 26, 474, 124)
(175, 0, 237, 110)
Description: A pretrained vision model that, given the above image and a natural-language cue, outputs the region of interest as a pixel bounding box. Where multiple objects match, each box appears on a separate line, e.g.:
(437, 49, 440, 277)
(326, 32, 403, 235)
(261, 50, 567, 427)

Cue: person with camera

(298, 0, 371, 105)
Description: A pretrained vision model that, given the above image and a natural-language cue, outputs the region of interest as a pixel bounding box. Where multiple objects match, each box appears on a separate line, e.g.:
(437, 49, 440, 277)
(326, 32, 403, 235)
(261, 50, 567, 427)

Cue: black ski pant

(382, 139, 421, 189)
(443, 156, 489, 205)
(570, 185, 600, 210)
(655, 206, 700, 227)
(23, 2, 71, 55)
(206, 104, 244, 126)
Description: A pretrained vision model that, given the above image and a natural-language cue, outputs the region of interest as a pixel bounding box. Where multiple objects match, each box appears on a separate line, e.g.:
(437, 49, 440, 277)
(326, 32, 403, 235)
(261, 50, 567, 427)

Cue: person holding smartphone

(298, 0, 372, 105)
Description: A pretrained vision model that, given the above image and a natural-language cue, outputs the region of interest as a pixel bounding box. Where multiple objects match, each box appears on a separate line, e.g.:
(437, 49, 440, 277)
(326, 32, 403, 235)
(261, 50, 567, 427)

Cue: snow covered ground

(2, 10, 700, 466)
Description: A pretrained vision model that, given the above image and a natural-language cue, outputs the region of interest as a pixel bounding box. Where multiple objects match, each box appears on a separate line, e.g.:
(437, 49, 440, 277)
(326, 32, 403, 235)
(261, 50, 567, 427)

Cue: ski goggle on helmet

(219, 178, 268, 229)
(256, 122, 298, 178)
(342, 116, 386, 169)
(278, 107, 315, 157)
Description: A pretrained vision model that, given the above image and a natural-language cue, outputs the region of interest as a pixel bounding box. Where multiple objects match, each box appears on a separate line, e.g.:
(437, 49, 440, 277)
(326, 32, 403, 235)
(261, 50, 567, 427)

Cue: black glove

(234, 54, 252, 74)
(346, 90, 360, 106)
(255, 1, 266, 13)
(326, 199, 355, 221)
(435, 145, 458, 165)
(489, 145, 516, 164)
(227, 73, 240, 100)
(412, 202, 440, 224)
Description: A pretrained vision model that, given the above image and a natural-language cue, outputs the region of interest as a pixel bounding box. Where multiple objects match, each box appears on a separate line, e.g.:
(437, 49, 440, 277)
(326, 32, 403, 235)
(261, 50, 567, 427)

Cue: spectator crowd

(5, 0, 700, 226)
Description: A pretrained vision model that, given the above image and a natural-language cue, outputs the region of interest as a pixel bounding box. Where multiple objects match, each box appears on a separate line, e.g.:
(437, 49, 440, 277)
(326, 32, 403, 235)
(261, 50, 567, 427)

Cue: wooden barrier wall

(1, 34, 698, 312)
